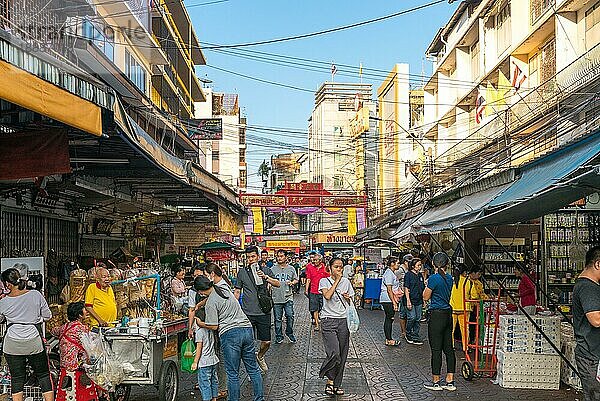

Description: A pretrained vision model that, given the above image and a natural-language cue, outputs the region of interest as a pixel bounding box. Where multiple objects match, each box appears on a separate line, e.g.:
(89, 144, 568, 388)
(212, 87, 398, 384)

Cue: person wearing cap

(395, 254, 412, 341)
(423, 252, 456, 392)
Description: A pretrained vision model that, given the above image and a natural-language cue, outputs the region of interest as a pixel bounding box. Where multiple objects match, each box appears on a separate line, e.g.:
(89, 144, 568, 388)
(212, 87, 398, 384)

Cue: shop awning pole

(451, 228, 581, 380)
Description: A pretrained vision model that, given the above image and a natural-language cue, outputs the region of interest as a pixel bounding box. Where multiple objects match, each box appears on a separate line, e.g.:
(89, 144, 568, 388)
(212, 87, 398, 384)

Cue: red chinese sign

(205, 249, 234, 261)
(240, 182, 366, 208)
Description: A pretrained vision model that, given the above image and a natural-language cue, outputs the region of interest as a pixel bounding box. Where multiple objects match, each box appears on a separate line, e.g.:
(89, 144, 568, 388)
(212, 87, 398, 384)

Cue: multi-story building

(0, 1, 243, 262)
(308, 82, 376, 231)
(269, 153, 307, 192)
(423, 0, 600, 192)
(194, 89, 247, 192)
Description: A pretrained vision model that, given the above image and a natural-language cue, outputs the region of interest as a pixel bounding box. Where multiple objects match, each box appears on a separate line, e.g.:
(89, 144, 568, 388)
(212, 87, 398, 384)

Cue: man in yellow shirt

(85, 265, 117, 327)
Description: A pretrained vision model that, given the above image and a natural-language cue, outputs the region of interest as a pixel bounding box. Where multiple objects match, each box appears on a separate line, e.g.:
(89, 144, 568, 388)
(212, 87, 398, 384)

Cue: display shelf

(543, 210, 600, 310)
(481, 237, 529, 294)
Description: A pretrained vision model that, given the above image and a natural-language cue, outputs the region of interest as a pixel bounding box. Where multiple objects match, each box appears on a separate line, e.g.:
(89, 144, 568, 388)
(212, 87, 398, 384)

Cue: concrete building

(308, 82, 376, 231)
(269, 153, 308, 192)
(423, 0, 600, 192)
(194, 89, 247, 192)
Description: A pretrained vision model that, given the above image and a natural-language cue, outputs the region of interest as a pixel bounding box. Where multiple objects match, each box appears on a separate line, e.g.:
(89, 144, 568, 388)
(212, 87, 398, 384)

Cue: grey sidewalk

(130, 294, 581, 401)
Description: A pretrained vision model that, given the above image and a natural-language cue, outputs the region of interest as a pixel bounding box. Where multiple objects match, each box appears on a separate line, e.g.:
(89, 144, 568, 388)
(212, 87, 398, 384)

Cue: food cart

(96, 272, 188, 401)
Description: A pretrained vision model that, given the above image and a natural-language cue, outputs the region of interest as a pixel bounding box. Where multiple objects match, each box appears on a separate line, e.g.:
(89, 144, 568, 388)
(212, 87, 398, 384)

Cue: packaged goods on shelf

(496, 350, 561, 390)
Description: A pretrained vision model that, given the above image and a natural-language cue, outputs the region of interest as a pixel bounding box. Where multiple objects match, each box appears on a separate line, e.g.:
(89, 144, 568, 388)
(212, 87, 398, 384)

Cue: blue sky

(189, 0, 457, 190)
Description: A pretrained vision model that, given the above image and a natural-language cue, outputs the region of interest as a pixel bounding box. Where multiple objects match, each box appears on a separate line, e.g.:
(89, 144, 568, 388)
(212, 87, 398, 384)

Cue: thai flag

(511, 62, 527, 91)
(475, 88, 486, 124)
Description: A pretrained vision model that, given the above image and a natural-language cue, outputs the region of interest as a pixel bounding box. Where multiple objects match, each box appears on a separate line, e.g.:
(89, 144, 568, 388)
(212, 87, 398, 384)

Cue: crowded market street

(125, 295, 580, 401)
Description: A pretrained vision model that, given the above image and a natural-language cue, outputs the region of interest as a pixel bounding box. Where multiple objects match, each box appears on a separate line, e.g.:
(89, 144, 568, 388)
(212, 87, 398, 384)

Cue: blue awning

(412, 183, 513, 233)
(488, 131, 600, 208)
(469, 131, 600, 226)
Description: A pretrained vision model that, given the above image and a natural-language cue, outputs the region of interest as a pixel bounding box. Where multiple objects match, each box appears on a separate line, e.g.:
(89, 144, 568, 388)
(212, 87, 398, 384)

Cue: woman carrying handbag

(318, 258, 355, 397)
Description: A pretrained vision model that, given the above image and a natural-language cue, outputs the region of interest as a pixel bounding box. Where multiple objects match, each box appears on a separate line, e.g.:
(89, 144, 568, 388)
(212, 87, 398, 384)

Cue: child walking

(192, 325, 219, 401)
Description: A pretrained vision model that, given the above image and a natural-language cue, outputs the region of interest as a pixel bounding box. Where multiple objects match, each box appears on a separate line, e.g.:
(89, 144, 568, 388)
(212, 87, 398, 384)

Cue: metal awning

(487, 130, 600, 209)
(413, 183, 513, 233)
(469, 167, 600, 227)
(389, 214, 423, 240)
(465, 131, 600, 227)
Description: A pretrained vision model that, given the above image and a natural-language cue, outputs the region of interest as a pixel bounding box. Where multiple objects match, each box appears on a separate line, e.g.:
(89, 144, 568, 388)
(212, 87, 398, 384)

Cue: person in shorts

(305, 252, 330, 332)
(235, 246, 280, 373)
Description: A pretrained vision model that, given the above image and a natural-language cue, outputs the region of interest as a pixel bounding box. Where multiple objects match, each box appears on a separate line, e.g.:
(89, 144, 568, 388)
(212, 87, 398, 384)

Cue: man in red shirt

(304, 252, 330, 332)
(516, 265, 536, 315)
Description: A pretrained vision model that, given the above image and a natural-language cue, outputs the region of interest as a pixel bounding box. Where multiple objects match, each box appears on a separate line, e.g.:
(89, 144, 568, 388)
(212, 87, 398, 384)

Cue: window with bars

(125, 49, 147, 93)
(529, 52, 539, 88)
(540, 38, 556, 84)
(239, 149, 245, 164)
(531, 0, 555, 25)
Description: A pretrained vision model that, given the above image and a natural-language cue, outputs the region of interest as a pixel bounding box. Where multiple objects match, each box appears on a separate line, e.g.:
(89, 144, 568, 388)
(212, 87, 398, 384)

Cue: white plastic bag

(346, 302, 360, 333)
(80, 332, 103, 361)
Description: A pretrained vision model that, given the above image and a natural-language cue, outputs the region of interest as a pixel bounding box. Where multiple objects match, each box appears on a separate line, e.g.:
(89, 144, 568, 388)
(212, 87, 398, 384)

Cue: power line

(200, 0, 446, 49)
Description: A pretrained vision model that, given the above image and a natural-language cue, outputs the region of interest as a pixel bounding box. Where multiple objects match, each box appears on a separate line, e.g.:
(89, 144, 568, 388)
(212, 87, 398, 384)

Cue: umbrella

(197, 241, 234, 250)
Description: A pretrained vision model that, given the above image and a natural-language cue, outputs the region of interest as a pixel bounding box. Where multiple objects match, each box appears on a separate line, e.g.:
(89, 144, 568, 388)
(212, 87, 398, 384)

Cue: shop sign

(92, 218, 115, 235)
(349, 106, 370, 138)
(240, 194, 366, 208)
(241, 195, 286, 207)
(187, 118, 223, 140)
(312, 233, 356, 244)
(174, 222, 208, 247)
(205, 249, 233, 261)
(265, 240, 301, 248)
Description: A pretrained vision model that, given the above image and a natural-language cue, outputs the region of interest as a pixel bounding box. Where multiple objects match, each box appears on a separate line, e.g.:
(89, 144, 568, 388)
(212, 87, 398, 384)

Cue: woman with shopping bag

(318, 257, 356, 397)
(51, 302, 100, 401)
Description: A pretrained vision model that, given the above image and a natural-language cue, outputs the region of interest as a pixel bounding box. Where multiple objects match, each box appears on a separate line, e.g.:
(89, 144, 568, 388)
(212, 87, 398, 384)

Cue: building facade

(423, 0, 600, 192)
(308, 82, 375, 231)
(194, 89, 247, 192)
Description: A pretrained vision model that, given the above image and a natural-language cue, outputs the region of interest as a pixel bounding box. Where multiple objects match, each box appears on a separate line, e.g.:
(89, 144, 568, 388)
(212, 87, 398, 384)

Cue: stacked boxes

(560, 323, 582, 390)
(496, 315, 562, 389)
(496, 350, 561, 389)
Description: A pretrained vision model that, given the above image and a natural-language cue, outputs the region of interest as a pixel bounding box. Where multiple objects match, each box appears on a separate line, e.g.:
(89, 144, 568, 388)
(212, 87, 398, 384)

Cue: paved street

(129, 295, 581, 401)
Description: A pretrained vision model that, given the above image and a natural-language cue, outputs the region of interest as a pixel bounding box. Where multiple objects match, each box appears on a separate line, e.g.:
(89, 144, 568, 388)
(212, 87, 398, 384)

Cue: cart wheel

(110, 385, 131, 401)
(158, 360, 179, 401)
(461, 361, 474, 381)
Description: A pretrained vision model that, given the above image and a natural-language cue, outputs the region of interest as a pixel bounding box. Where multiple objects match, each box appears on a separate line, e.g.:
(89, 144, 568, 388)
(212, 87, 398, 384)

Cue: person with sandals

(318, 258, 355, 396)
(379, 256, 401, 346)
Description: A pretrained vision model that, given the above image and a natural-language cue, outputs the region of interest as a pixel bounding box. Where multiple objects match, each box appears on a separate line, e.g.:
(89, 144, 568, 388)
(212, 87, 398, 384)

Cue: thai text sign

(265, 240, 301, 248)
(240, 194, 366, 208)
(312, 233, 356, 244)
(188, 118, 223, 140)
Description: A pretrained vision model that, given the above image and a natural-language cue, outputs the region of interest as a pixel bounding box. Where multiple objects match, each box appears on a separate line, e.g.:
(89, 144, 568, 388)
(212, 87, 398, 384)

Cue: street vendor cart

(97, 273, 188, 401)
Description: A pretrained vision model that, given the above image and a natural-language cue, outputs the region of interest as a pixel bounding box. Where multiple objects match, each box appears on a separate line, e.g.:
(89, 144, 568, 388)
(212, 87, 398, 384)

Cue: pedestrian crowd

(0, 245, 598, 401)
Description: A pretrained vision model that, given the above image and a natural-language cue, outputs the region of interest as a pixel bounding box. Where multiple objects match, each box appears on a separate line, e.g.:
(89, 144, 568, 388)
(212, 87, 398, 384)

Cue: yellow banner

(251, 207, 263, 234)
(0, 60, 102, 137)
(347, 208, 357, 236)
(218, 207, 241, 234)
(265, 240, 301, 248)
